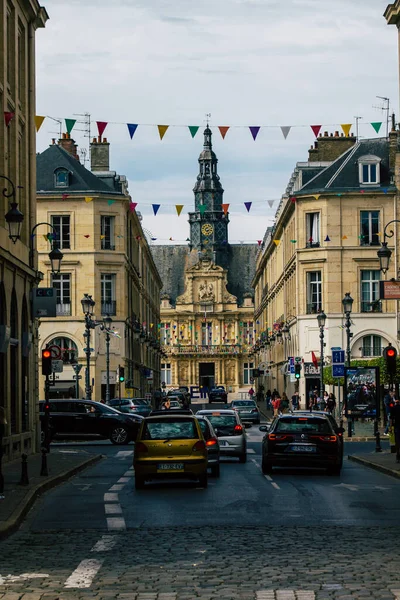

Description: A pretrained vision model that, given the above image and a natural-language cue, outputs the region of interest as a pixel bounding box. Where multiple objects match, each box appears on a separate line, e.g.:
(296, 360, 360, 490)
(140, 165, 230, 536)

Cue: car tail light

(269, 433, 287, 441)
(252, 408, 259, 413)
(206, 438, 218, 446)
(311, 435, 337, 442)
(234, 424, 243, 434)
(192, 440, 206, 452)
(135, 442, 148, 453)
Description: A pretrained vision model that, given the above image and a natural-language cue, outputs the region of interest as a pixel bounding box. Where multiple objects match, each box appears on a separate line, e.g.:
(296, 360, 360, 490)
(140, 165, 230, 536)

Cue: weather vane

(205, 113, 211, 127)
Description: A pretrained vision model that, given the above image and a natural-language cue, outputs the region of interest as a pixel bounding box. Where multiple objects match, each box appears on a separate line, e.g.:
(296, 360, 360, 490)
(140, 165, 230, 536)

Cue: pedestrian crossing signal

(295, 364, 302, 379)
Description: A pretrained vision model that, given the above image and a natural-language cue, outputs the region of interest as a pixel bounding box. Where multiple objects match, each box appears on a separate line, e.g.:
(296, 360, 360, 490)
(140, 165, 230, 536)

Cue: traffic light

(42, 349, 52, 375)
(383, 344, 397, 377)
(118, 366, 125, 383)
(44, 400, 51, 413)
(295, 363, 302, 379)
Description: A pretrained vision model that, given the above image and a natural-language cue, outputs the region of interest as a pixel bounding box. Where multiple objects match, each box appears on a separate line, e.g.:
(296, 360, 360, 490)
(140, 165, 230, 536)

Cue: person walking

(384, 390, 395, 435)
(327, 392, 336, 414)
(320, 391, 328, 411)
(265, 389, 272, 410)
(0, 407, 6, 500)
(248, 387, 255, 400)
(280, 393, 289, 414)
(291, 391, 300, 411)
(390, 397, 400, 462)
(272, 394, 281, 417)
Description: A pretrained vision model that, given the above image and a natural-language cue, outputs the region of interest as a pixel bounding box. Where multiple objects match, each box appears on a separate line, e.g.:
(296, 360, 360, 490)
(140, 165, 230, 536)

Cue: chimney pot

(334, 131, 339, 137)
(324, 131, 328, 136)
(98, 136, 101, 143)
(52, 138, 56, 145)
(103, 137, 108, 143)
(62, 133, 66, 139)
(92, 138, 97, 144)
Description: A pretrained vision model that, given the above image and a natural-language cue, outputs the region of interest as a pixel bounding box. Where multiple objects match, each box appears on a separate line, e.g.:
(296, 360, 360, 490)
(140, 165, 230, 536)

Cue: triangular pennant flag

(257, 240, 262, 246)
(337, 193, 342, 197)
(100, 235, 105, 239)
(360, 189, 365, 194)
(342, 235, 348, 240)
(341, 124, 352, 137)
(324, 235, 331, 242)
(218, 126, 230, 139)
(383, 188, 388, 194)
(157, 125, 169, 140)
(35, 116, 45, 132)
(312, 194, 321, 200)
(273, 239, 280, 246)
(188, 126, 199, 138)
(97, 121, 108, 137)
(175, 205, 184, 216)
(280, 126, 291, 139)
(107, 200, 116, 205)
(151, 238, 157, 241)
(308, 237, 313, 242)
(85, 197, 94, 203)
(152, 204, 160, 216)
(290, 239, 297, 243)
(62, 193, 69, 201)
(371, 122, 382, 134)
(169, 237, 173, 241)
(43, 234, 49, 242)
(4, 112, 15, 127)
(311, 125, 322, 138)
(267, 200, 274, 208)
(65, 119, 76, 134)
(199, 204, 207, 215)
(290, 196, 297, 203)
(84, 234, 90, 238)
(222, 203, 229, 215)
(244, 202, 252, 212)
(249, 126, 260, 141)
(186, 238, 190, 242)
(129, 202, 137, 212)
(127, 123, 138, 139)
(311, 351, 319, 369)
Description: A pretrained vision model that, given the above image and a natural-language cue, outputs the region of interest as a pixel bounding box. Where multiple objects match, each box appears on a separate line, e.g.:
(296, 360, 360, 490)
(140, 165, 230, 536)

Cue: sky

(36, 0, 399, 246)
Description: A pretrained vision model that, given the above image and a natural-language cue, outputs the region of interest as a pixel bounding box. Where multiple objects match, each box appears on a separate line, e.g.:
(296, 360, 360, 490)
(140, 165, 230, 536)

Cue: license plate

(157, 462, 184, 471)
(219, 440, 229, 446)
(240, 411, 252, 414)
(290, 445, 316, 453)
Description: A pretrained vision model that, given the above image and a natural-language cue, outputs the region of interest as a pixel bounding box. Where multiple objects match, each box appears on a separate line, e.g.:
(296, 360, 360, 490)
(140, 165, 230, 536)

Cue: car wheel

(262, 457, 273, 474)
(211, 464, 220, 478)
(135, 475, 145, 490)
(110, 426, 129, 445)
(239, 452, 247, 463)
(327, 466, 341, 476)
(198, 472, 208, 488)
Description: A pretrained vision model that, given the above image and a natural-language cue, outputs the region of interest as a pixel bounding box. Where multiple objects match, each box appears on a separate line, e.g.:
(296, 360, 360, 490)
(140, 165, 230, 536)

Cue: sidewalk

(348, 450, 400, 480)
(0, 448, 103, 539)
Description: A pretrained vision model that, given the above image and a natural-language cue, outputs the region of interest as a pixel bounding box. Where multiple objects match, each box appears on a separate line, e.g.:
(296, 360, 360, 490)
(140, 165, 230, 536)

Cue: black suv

(39, 399, 143, 445)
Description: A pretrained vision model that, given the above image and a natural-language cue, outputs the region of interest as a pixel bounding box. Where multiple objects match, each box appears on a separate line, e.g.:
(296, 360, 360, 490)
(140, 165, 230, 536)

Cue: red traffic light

(387, 348, 396, 358)
(42, 350, 51, 359)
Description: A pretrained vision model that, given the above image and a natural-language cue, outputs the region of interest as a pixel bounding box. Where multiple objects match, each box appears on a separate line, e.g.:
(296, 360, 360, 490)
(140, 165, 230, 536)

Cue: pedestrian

(327, 392, 336, 414)
(319, 392, 328, 411)
(272, 388, 279, 399)
(384, 390, 395, 435)
(161, 398, 171, 410)
(0, 407, 6, 500)
(280, 393, 289, 414)
(390, 397, 400, 463)
(291, 391, 300, 411)
(272, 394, 281, 417)
(153, 388, 163, 410)
(248, 387, 255, 399)
(265, 389, 272, 410)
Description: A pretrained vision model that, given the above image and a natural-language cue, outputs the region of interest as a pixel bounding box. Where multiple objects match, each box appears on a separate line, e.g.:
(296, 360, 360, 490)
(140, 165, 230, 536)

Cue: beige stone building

(0, 0, 48, 459)
(36, 135, 162, 401)
(253, 131, 400, 403)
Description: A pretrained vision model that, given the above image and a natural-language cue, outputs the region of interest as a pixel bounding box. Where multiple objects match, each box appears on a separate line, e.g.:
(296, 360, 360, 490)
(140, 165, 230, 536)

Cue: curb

(0, 454, 103, 540)
(348, 454, 400, 480)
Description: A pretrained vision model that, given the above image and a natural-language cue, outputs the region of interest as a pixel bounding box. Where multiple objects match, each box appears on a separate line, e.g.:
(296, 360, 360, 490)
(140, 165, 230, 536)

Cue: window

(242, 321, 254, 345)
(101, 216, 115, 250)
(362, 335, 382, 357)
(161, 363, 171, 385)
(358, 155, 381, 185)
(306, 212, 320, 248)
(243, 361, 254, 385)
(51, 273, 71, 316)
(306, 271, 322, 314)
(48, 337, 78, 364)
(51, 215, 70, 249)
(360, 211, 379, 246)
(160, 323, 171, 345)
(361, 270, 381, 312)
(101, 274, 116, 315)
(54, 168, 70, 188)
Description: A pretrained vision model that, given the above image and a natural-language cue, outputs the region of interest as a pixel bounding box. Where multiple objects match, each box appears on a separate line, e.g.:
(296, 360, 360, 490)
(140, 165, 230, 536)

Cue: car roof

(277, 413, 329, 420)
(197, 409, 236, 415)
(147, 409, 194, 418)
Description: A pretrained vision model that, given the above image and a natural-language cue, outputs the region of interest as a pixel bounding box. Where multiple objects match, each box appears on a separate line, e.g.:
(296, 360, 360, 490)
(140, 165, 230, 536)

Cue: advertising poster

(344, 366, 380, 419)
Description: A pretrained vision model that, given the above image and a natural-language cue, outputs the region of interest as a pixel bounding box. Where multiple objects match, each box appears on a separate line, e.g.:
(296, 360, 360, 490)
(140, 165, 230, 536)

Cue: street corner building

(36, 134, 162, 402)
(0, 0, 49, 460)
(151, 126, 258, 396)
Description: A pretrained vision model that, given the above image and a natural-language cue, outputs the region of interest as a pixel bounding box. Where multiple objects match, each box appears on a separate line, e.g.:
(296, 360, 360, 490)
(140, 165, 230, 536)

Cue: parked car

(39, 399, 143, 445)
(133, 412, 208, 489)
(208, 386, 228, 403)
(230, 399, 260, 424)
(196, 408, 247, 462)
(195, 415, 221, 477)
(107, 397, 152, 417)
(259, 413, 342, 475)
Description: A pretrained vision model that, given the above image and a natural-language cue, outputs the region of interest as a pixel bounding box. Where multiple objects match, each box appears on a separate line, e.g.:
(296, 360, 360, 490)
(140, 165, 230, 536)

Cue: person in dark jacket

(0, 407, 6, 499)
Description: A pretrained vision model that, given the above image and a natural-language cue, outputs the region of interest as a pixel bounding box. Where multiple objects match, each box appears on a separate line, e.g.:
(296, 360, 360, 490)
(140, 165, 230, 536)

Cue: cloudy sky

(36, 0, 398, 245)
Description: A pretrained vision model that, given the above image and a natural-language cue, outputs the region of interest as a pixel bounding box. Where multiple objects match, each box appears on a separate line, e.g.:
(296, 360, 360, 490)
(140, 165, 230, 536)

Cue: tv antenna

(46, 115, 62, 138)
(354, 116, 362, 140)
(373, 96, 390, 137)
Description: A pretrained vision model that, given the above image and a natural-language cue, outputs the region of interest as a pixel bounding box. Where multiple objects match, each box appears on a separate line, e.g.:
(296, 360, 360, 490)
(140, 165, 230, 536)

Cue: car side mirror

(259, 425, 269, 432)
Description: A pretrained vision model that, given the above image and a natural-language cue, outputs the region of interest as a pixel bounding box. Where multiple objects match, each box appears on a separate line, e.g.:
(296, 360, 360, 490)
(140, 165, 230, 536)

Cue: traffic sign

(51, 360, 64, 373)
(72, 375, 82, 380)
(294, 356, 302, 363)
(332, 364, 345, 377)
(48, 344, 61, 360)
(72, 363, 83, 374)
(332, 350, 345, 364)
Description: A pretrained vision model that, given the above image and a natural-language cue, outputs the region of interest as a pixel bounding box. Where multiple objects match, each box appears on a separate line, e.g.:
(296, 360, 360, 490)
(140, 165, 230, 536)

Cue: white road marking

(107, 517, 126, 530)
(104, 503, 122, 515)
(90, 535, 117, 552)
(64, 559, 103, 588)
(109, 484, 124, 491)
(265, 475, 273, 481)
(116, 451, 133, 457)
(271, 482, 280, 490)
(124, 469, 134, 476)
(0, 573, 49, 584)
(104, 493, 119, 502)
(334, 483, 359, 492)
(117, 477, 130, 483)
(247, 448, 256, 454)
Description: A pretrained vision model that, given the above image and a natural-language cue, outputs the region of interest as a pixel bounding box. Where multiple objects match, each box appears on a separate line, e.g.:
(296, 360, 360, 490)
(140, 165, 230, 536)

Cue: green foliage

(322, 357, 400, 386)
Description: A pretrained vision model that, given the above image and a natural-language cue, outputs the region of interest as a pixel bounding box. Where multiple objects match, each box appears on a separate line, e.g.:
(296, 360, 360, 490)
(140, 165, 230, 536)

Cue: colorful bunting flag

(85, 197, 94, 203)
(129, 202, 137, 212)
(324, 236, 331, 242)
(342, 235, 348, 240)
(257, 240, 262, 246)
(312, 194, 321, 200)
(126, 123, 138, 140)
(65, 119, 76, 134)
(169, 237, 173, 241)
(267, 200, 275, 208)
(35, 116, 45, 132)
(62, 193, 69, 201)
(4, 112, 15, 127)
(84, 234, 90, 238)
(341, 124, 352, 137)
(97, 121, 108, 137)
(175, 205, 184, 216)
(311, 125, 322, 138)
(42, 234, 49, 242)
(152, 204, 160, 216)
(218, 126, 230, 139)
(158, 125, 169, 140)
(222, 203, 229, 215)
(244, 202, 252, 212)
(199, 205, 207, 215)
(107, 200, 116, 205)
(290, 197, 297, 203)
(100, 235, 105, 239)
(383, 188, 388, 194)
(371, 122, 382, 134)
(281, 126, 291, 139)
(249, 126, 260, 141)
(273, 240, 280, 246)
(290, 239, 297, 243)
(188, 126, 199, 138)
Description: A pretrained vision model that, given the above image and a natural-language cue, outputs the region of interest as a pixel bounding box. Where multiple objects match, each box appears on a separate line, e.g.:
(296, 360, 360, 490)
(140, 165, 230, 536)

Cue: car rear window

(275, 418, 332, 434)
(109, 399, 130, 407)
(203, 415, 237, 433)
(232, 401, 256, 407)
(197, 419, 210, 438)
(143, 418, 198, 440)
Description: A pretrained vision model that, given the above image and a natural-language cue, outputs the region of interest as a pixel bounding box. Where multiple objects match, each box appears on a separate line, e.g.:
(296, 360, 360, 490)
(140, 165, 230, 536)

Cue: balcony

(101, 239, 115, 251)
(163, 344, 244, 356)
(56, 303, 71, 316)
(101, 300, 117, 316)
(361, 300, 382, 313)
(306, 242, 320, 249)
(306, 303, 322, 314)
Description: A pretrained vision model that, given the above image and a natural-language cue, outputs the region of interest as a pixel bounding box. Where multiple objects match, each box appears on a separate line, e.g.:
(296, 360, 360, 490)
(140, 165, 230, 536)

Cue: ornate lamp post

(81, 294, 96, 400)
(102, 314, 113, 404)
(342, 292, 354, 437)
(316, 310, 326, 402)
(2, 175, 24, 243)
(376, 220, 400, 274)
(29, 222, 64, 274)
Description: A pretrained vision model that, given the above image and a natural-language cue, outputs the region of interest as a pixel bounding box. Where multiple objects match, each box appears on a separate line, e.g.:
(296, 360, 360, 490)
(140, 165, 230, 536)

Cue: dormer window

(358, 155, 381, 185)
(54, 167, 70, 188)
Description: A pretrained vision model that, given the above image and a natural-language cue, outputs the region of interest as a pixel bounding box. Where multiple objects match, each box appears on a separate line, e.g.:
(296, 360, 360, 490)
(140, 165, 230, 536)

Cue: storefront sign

(303, 362, 320, 377)
(380, 280, 400, 299)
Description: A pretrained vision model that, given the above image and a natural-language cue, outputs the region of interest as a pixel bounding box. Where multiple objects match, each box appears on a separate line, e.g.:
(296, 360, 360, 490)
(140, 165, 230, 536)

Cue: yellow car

(134, 412, 208, 489)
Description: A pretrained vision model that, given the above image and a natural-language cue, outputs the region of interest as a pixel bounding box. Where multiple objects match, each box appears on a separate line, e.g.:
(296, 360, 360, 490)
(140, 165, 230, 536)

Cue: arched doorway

(46, 337, 78, 399)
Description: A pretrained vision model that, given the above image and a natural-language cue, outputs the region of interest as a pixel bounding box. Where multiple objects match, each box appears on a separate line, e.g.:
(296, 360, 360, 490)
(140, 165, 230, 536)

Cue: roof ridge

(325, 142, 360, 188)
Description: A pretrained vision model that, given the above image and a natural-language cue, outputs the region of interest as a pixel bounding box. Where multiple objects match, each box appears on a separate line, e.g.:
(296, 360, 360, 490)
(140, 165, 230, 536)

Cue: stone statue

(199, 280, 214, 301)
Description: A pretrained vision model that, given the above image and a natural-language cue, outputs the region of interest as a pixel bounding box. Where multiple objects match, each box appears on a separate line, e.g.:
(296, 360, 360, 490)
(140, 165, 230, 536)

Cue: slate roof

(297, 138, 396, 195)
(37, 145, 122, 195)
(151, 244, 257, 307)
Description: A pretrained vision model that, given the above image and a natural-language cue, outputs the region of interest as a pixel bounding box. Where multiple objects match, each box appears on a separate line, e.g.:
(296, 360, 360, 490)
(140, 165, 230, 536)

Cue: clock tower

(188, 126, 229, 265)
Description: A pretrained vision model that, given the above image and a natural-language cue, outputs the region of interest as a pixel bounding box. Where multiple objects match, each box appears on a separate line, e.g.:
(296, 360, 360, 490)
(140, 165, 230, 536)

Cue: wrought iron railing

(361, 300, 382, 313)
(56, 303, 71, 316)
(101, 301, 117, 316)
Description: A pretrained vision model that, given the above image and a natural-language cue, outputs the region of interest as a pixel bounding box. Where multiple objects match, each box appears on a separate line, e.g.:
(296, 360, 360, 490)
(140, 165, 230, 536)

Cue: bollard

(40, 447, 48, 476)
(19, 453, 29, 486)
(375, 431, 382, 453)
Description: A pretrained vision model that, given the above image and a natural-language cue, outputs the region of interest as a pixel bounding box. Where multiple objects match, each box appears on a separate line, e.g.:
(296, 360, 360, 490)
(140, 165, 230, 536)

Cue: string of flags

(3, 113, 384, 139)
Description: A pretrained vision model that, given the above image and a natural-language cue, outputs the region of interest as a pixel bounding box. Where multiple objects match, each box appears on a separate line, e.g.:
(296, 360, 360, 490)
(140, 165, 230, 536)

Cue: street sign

(72, 363, 83, 374)
(294, 356, 302, 363)
(332, 350, 345, 364)
(51, 360, 64, 373)
(332, 364, 345, 377)
(48, 344, 61, 360)
(72, 375, 83, 380)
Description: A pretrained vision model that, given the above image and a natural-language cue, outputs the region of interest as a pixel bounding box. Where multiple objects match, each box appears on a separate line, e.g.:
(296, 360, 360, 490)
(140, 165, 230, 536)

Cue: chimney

(90, 136, 110, 172)
(308, 130, 357, 162)
(58, 132, 80, 161)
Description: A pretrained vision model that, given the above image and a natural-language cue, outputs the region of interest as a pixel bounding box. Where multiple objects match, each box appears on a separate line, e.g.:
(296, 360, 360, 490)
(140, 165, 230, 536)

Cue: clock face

(201, 223, 214, 236)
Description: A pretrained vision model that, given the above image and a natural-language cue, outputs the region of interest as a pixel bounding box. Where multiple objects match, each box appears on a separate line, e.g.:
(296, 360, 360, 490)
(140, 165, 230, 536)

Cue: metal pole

(106, 331, 110, 404)
(85, 317, 92, 400)
(75, 371, 79, 399)
(345, 311, 353, 437)
(319, 326, 324, 401)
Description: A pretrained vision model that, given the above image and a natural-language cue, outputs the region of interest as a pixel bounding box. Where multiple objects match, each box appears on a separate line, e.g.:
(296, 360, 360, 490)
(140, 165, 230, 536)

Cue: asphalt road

(0, 409, 399, 599)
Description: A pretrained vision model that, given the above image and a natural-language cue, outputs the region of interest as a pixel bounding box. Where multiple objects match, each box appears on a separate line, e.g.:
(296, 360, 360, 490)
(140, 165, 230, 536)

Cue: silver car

(230, 399, 261, 424)
(196, 409, 247, 463)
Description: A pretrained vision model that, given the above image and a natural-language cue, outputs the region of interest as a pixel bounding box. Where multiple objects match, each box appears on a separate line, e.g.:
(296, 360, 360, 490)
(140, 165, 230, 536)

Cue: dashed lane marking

(109, 484, 124, 491)
(271, 482, 281, 490)
(117, 476, 131, 483)
(247, 448, 256, 454)
(104, 493, 119, 502)
(106, 517, 126, 531)
(104, 503, 122, 515)
(64, 559, 103, 588)
(116, 451, 133, 457)
(0, 573, 49, 584)
(90, 535, 117, 552)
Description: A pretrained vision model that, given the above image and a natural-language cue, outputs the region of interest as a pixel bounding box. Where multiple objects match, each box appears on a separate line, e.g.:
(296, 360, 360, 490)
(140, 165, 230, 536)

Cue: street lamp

(30, 222, 64, 275)
(2, 175, 24, 244)
(342, 292, 353, 367)
(101, 314, 113, 404)
(377, 220, 400, 273)
(82, 294, 96, 400)
(317, 310, 326, 401)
